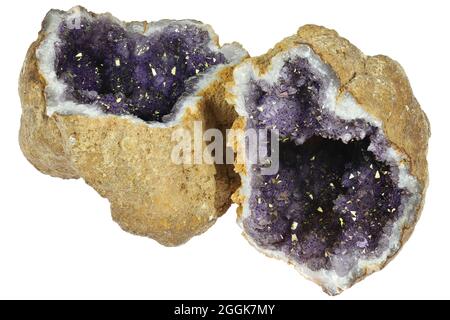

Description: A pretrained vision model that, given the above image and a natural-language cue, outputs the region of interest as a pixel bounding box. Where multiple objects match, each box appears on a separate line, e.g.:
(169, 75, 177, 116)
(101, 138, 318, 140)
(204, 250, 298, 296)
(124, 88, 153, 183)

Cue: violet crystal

(55, 17, 226, 122)
(244, 57, 408, 274)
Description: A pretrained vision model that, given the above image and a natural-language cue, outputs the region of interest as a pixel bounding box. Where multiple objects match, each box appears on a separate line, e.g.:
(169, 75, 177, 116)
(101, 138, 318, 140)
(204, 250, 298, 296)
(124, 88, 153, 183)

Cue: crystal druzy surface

(55, 17, 227, 122)
(244, 57, 408, 274)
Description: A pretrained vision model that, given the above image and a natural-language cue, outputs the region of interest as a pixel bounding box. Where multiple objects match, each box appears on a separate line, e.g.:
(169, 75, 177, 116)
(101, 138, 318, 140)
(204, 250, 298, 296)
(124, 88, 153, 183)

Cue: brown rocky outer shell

(19, 33, 78, 179)
(19, 13, 244, 246)
(228, 25, 430, 294)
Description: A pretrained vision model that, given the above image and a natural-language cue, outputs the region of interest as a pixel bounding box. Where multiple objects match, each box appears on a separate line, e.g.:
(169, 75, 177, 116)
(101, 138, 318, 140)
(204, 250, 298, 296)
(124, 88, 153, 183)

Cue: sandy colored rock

(19, 7, 247, 246)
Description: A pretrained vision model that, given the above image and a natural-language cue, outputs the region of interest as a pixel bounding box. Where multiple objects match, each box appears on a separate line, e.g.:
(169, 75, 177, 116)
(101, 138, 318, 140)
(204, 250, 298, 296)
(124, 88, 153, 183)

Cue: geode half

(227, 25, 429, 294)
(19, 6, 247, 245)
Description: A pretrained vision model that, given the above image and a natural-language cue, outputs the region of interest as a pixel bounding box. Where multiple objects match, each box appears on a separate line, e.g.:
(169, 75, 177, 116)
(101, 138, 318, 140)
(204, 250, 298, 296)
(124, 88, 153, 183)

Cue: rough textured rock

(19, 6, 247, 246)
(227, 25, 429, 294)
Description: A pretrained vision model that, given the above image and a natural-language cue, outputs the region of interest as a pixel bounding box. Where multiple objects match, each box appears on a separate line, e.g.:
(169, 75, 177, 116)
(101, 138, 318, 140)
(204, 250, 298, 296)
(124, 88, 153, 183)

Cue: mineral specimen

(19, 6, 247, 245)
(228, 25, 429, 294)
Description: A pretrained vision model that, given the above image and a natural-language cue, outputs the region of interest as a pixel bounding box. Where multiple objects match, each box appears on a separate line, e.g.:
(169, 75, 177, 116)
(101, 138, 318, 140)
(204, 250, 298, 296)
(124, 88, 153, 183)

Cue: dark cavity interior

(54, 16, 226, 122)
(244, 57, 407, 274)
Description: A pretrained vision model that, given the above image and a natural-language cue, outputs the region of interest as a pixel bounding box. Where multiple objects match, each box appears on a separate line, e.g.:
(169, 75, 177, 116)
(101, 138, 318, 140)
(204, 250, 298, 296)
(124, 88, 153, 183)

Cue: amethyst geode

(19, 7, 247, 246)
(229, 27, 429, 294)
(55, 16, 227, 121)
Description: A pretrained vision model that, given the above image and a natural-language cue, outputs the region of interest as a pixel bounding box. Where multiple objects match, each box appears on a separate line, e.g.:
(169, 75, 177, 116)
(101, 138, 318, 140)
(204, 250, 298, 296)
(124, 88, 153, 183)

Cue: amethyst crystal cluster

(55, 17, 226, 122)
(244, 57, 408, 275)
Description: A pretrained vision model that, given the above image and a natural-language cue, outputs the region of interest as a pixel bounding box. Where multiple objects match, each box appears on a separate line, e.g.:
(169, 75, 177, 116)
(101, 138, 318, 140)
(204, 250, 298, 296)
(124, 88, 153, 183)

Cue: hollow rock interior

(244, 56, 409, 275)
(54, 16, 227, 122)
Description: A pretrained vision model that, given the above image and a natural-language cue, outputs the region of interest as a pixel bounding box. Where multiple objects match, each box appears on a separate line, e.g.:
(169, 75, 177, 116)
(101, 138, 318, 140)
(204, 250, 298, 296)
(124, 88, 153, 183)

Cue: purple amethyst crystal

(243, 57, 409, 273)
(55, 17, 227, 122)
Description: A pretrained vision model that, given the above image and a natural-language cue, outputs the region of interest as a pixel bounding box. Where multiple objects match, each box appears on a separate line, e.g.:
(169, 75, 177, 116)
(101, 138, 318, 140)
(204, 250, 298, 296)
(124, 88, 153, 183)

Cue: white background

(0, 0, 448, 299)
